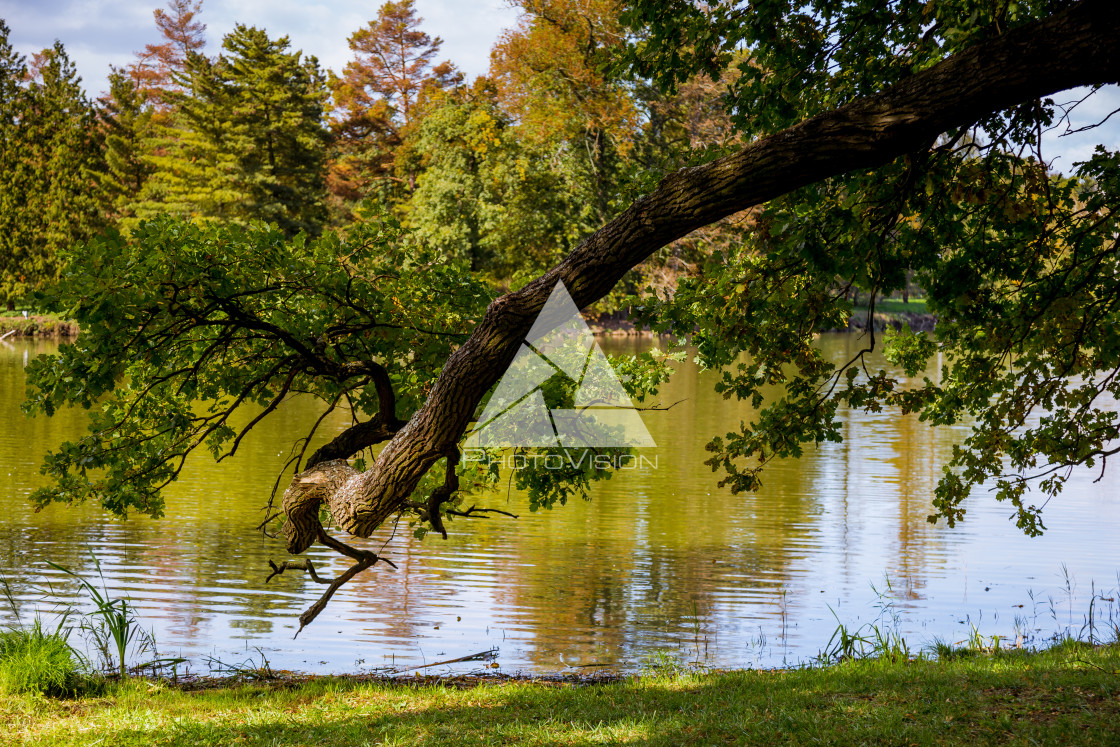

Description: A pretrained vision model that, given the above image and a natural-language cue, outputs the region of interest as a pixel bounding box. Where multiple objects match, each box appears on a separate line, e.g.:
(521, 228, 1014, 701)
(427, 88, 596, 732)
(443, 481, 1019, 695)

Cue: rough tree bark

(278, 0, 1120, 615)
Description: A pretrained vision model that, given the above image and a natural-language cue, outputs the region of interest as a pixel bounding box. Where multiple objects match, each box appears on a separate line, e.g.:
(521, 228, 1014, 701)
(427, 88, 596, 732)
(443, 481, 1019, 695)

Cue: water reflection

(1, 334, 1117, 673)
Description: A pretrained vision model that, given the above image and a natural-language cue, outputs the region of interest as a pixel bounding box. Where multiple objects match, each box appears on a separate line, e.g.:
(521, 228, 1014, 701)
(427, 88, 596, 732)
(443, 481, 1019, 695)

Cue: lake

(1, 334, 1118, 675)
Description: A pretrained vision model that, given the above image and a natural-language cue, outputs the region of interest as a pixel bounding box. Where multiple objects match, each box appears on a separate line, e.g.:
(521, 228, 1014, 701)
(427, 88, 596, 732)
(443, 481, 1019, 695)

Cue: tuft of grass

(0, 619, 83, 697)
(48, 555, 168, 678)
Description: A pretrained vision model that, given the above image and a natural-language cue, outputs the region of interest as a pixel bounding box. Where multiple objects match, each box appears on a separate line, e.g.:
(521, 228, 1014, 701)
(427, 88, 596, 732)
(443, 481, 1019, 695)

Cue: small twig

(265, 558, 328, 584)
(445, 505, 519, 520)
(421, 450, 461, 539)
(635, 398, 687, 412)
(256, 511, 282, 538)
(396, 648, 498, 672)
(295, 556, 377, 637)
(273, 528, 401, 636)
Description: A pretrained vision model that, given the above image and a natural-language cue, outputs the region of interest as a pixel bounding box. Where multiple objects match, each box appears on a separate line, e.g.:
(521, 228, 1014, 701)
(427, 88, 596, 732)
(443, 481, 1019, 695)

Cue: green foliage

(0, 21, 31, 310)
(136, 25, 330, 235)
(402, 83, 575, 279)
(24, 214, 492, 517)
(0, 619, 83, 697)
(426, 344, 677, 539)
(882, 324, 937, 378)
(0, 28, 106, 307)
(624, 1, 1120, 534)
(97, 68, 155, 228)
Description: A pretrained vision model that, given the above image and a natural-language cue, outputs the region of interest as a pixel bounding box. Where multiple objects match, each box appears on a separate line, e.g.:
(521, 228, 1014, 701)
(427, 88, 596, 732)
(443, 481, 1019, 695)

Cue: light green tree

(136, 25, 329, 235)
(0, 32, 105, 308)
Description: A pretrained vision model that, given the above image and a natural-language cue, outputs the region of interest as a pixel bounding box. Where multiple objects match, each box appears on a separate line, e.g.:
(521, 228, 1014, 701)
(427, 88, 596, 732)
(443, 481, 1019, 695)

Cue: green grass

(0, 621, 84, 697)
(852, 298, 929, 316)
(2, 641, 1117, 745)
(0, 312, 78, 337)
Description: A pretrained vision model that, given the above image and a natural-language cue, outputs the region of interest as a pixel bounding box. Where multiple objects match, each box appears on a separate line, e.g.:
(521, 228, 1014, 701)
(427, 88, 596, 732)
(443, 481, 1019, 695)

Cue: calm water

(1, 334, 1118, 675)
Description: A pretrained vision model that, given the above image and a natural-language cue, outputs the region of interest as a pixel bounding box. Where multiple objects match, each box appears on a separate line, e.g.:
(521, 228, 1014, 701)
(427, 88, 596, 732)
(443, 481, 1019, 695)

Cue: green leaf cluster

(0, 24, 107, 307)
(23, 214, 492, 517)
(622, 1, 1120, 533)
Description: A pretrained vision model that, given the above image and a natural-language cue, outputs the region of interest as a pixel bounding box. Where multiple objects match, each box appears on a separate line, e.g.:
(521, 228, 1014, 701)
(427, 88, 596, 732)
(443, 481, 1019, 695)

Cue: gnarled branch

(274, 0, 1120, 629)
(316, 0, 1120, 542)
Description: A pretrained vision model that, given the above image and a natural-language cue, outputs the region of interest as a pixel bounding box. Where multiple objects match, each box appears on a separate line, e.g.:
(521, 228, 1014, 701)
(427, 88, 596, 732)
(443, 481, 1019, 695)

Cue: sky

(0, 0, 522, 95)
(0, 0, 1116, 174)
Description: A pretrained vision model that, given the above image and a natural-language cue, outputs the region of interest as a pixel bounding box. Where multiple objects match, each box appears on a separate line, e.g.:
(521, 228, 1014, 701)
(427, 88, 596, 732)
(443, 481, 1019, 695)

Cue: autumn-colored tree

(24, 0, 1120, 631)
(129, 0, 207, 106)
(491, 0, 638, 231)
(328, 0, 460, 214)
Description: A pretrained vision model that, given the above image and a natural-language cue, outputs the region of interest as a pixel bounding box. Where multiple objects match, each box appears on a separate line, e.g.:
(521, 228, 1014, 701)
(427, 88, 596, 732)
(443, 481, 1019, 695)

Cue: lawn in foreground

(2, 641, 1117, 746)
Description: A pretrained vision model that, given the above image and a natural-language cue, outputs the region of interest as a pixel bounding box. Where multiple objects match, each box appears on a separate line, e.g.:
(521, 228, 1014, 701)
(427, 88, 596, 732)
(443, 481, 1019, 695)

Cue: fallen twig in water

(397, 648, 499, 673)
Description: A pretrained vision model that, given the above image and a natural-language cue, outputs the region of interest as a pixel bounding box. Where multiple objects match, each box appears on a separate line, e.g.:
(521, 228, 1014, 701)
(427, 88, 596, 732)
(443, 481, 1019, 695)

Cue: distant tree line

(0, 0, 737, 310)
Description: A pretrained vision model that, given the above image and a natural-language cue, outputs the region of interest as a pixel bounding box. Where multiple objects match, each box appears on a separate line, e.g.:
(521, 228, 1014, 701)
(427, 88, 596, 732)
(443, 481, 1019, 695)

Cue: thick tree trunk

(292, 0, 1120, 547)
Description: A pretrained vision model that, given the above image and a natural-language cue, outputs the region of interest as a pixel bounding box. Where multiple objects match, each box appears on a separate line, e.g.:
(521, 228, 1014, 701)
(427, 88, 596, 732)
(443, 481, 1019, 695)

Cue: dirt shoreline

(149, 668, 631, 693)
(590, 312, 938, 337)
(0, 315, 80, 339)
(1, 311, 937, 341)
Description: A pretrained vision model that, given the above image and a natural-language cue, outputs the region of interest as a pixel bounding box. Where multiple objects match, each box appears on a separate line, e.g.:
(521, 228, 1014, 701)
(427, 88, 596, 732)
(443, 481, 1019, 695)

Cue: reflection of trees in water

(1, 334, 1030, 669)
(0, 344, 367, 642)
(478, 339, 822, 669)
(815, 333, 957, 604)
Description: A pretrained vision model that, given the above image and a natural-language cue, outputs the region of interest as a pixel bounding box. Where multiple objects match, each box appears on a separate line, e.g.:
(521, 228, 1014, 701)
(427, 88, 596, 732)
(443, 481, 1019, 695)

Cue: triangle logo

(466, 281, 656, 448)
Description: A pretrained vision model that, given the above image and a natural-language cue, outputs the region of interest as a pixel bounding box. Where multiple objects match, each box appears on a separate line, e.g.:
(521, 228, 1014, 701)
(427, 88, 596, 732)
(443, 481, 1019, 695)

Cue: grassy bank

(853, 298, 929, 316)
(2, 641, 1117, 746)
(0, 311, 78, 339)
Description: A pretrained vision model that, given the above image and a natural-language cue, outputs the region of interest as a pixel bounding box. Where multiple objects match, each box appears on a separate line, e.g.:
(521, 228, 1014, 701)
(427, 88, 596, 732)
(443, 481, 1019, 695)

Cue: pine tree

(136, 25, 329, 236)
(97, 68, 154, 228)
(135, 51, 244, 222)
(221, 25, 330, 234)
(0, 21, 33, 309)
(0, 33, 105, 308)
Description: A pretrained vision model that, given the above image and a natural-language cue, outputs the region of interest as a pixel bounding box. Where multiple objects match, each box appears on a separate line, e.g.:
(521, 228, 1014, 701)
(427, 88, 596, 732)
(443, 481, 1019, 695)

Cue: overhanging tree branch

(297, 0, 1120, 545)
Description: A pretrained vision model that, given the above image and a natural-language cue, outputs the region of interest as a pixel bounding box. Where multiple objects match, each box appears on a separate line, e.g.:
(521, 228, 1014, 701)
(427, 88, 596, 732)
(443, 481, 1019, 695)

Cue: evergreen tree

(136, 51, 246, 223)
(137, 26, 329, 236)
(221, 25, 330, 234)
(0, 21, 33, 309)
(97, 68, 154, 228)
(0, 32, 105, 308)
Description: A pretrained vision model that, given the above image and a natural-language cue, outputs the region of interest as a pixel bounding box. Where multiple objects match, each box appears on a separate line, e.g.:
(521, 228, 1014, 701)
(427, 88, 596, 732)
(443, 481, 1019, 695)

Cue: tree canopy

(0, 25, 105, 309)
(15, 0, 1120, 629)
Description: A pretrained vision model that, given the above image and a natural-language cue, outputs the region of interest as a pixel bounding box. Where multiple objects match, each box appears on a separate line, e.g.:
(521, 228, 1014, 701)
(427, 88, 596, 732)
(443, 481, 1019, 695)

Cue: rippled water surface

(1, 334, 1118, 675)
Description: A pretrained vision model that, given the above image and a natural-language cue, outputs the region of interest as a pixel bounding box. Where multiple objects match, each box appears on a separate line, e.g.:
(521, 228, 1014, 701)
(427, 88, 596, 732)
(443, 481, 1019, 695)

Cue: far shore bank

(1, 307, 937, 342)
(590, 307, 938, 336)
(0, 314, 80, 339)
